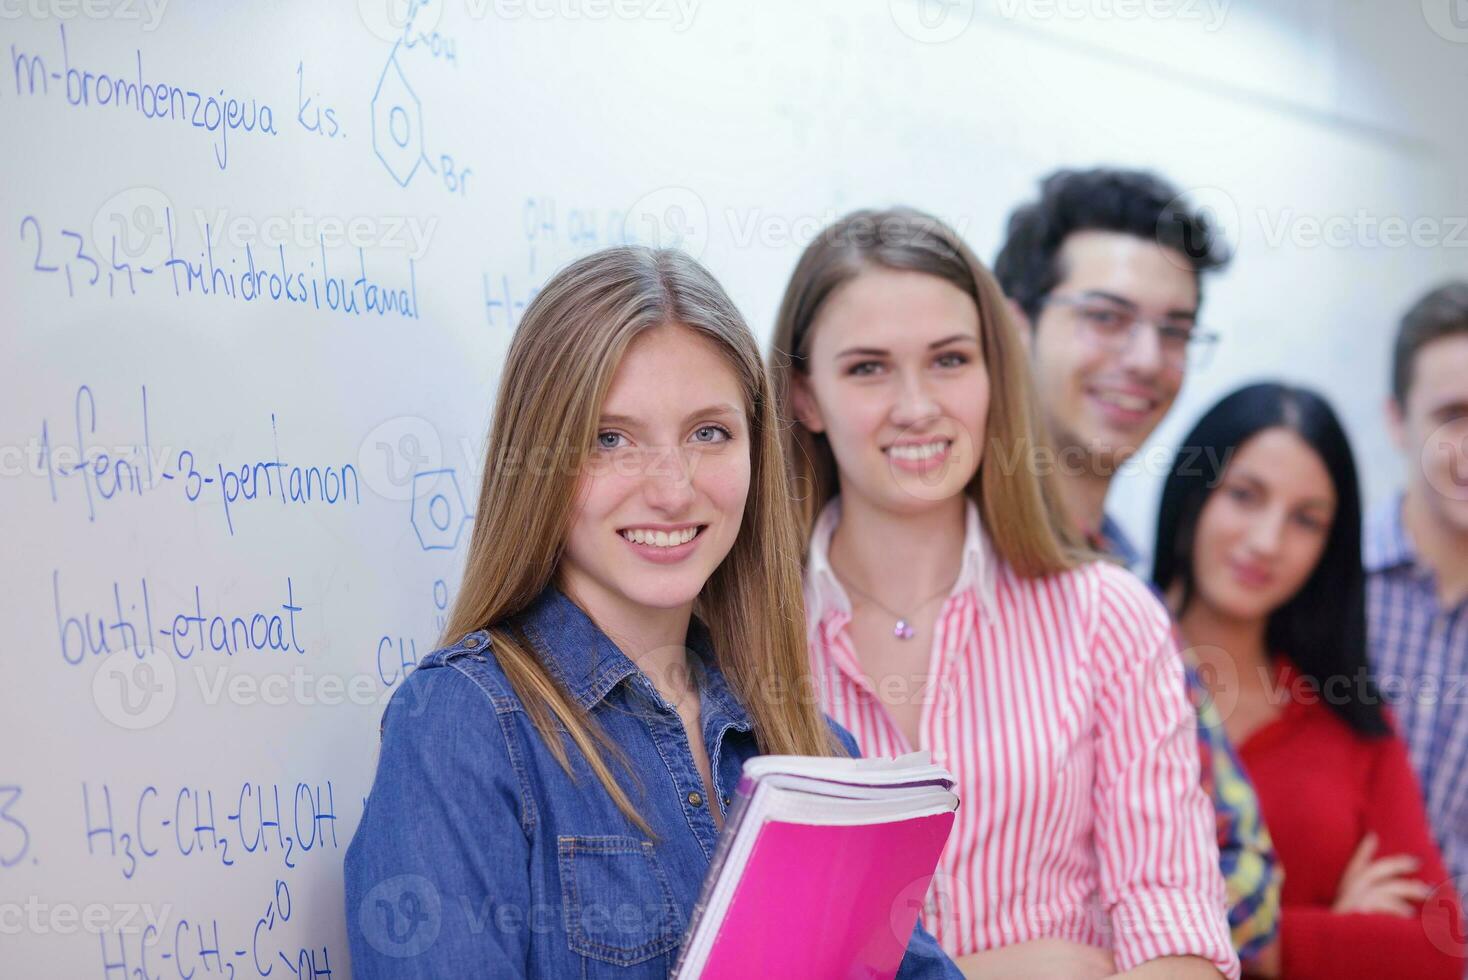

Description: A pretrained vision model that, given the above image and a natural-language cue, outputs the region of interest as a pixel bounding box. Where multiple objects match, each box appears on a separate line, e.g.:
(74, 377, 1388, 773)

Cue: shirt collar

(511, 582, 749, 730)
(804, 494, 999, 626)
(1364, 492, 1415, 573)
(1098, 513, 1145, 575)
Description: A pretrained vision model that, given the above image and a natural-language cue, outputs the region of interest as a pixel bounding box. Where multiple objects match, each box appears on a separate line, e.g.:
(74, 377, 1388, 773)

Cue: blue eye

(596, 432, 624, 450)
(693, 425, 732, 443)
(935, 352, 969, 368)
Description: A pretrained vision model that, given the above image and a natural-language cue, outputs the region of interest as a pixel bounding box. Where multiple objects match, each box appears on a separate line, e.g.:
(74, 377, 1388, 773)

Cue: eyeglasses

(1041, 293, 1220, 371)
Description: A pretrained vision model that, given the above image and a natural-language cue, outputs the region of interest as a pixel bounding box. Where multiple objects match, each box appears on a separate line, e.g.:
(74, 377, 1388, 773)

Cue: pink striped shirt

(805, 496, 1239, 978)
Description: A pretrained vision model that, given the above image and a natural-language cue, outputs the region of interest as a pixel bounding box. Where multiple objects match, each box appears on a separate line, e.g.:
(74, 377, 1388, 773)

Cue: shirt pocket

(557, 834, 684, 970)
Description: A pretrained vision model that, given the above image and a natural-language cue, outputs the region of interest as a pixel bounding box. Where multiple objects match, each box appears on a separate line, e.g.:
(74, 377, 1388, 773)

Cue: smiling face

(791, 266, 988, 513)
(1189, 427, 1337, 624)
(1029, 230, 1199, 469)
(559, 323, 751, 621)
(1392, 333, 1468, 533)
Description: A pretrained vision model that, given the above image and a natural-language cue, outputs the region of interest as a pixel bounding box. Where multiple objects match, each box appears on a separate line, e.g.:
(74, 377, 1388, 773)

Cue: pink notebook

(672, 751, 958, 979)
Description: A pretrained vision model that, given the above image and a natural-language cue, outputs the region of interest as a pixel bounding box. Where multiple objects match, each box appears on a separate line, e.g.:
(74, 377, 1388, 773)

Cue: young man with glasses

(995, 167, 1282, 970)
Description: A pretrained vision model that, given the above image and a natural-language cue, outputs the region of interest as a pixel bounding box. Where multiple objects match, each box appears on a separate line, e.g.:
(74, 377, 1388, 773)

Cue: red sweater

(1238, 660, 1466, 978)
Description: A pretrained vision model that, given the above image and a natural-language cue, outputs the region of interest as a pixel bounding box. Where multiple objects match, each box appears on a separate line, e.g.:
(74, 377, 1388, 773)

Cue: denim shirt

(343, 582, 961, 979)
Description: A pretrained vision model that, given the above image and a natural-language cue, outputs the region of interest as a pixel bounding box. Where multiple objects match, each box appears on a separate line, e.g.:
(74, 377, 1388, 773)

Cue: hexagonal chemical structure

(372, 49, 425, 187)
(411, 469, 471, 551)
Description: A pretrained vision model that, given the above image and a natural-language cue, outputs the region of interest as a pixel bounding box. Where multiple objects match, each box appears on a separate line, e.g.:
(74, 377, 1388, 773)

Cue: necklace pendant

(894, 619, 916, 640)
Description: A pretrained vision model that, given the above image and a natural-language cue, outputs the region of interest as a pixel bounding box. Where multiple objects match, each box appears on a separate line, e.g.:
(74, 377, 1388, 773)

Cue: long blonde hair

(441, 246, 839, 832)
(769, 207, 1086, 578)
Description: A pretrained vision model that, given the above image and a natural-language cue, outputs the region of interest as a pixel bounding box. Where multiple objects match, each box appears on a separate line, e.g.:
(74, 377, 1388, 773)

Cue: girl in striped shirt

(767, 208, 1238, 979)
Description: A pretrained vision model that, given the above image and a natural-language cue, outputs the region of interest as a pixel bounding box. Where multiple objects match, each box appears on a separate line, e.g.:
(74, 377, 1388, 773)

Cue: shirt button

(722, 794, 731, 807)
(687, 791, 703, 807)
(464, 634, 482, 648)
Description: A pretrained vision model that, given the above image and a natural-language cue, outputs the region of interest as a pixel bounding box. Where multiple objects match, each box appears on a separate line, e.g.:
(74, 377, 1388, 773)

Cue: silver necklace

(834, 571, 955, 640)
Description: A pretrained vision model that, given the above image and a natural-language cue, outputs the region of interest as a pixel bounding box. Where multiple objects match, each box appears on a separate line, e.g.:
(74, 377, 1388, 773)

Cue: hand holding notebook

(673, 750, 959, 979)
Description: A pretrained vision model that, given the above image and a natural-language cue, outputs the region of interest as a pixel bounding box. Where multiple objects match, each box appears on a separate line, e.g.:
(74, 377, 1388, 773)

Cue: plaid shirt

(1098, 516, 1283, 963)
(1366, 494, 1468, 887)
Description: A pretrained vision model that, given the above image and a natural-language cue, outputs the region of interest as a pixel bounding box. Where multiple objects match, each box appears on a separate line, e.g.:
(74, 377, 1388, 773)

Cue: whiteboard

(2, 1, 1460, 975)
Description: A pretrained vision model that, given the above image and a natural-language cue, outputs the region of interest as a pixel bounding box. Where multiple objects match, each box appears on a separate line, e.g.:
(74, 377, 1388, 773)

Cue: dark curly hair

(994, 167, 1231, 323)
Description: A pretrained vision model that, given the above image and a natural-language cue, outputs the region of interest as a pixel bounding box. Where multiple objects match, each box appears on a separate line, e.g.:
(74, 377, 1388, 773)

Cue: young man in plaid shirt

(1367, 284, 1468, 911)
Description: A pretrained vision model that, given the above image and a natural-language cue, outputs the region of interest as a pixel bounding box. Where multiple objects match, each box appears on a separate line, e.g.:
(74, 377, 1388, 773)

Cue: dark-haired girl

(1155, 382, 1465, 979)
